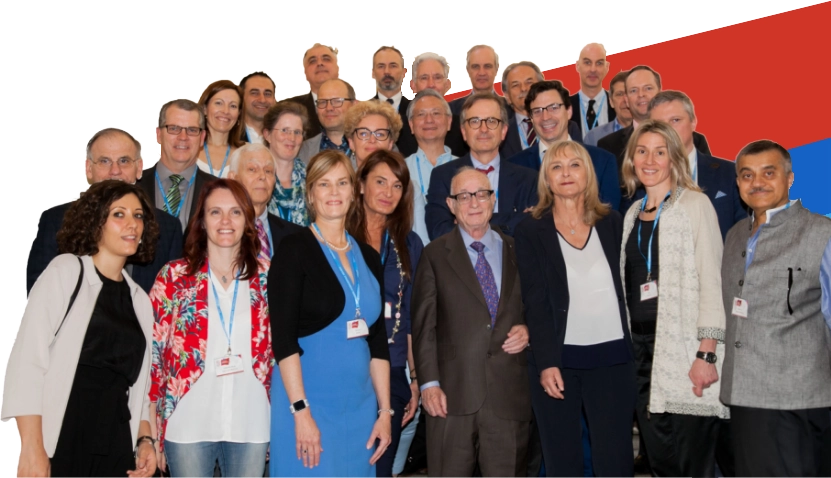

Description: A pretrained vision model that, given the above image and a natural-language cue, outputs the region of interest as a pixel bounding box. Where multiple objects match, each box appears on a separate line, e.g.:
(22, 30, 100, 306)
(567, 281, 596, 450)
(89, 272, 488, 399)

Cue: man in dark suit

(282, 43, 340, 138)
(508, 80, 621, 210)
(569, 43, 616, 140)
(404, 52, 468, 157)
(426, 93, 537, 240)
(27, 128, 183, 294)
(413, 167, 531, 476)
(448, 45, 512, 119)
(648, 91, 746, 239)
(238, 71, 276, 144)
(227, 143, 302, 258)
(499, 61, 544, 160)
(137, 99, 216, 231)
(369, 46, 416, 154)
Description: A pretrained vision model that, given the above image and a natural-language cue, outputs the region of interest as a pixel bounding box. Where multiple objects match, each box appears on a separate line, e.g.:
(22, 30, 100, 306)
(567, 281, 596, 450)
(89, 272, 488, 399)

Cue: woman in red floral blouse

(149, 179, 274, 477)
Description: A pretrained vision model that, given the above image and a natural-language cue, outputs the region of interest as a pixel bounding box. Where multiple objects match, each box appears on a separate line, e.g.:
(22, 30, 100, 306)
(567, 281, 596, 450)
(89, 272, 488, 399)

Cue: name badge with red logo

(215, 354, 244, 376)
(640, 281, 658, 301)
(732, 298, 748, 318)
(347, 318, 369, 339)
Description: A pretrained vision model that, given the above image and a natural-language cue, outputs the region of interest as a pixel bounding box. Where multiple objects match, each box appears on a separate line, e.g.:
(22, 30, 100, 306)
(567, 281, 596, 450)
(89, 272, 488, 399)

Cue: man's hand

(502, 325, 529, 354)
(421, 386, 448, 418)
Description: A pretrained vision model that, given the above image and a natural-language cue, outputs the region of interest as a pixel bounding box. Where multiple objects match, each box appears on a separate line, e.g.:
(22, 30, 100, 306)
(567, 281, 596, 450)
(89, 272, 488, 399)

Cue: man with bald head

(227, 144, 302, 261)
(298, 78, 357, 163)
(448, 45, 511, 117)
(413, 167, 531, 476)
(282, 43, 340, 138)
(570, 43, 616, 140)
(27, 128, 183, 293)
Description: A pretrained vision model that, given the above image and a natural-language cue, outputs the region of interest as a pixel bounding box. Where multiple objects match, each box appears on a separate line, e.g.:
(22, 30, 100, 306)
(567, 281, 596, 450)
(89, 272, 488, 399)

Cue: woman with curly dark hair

(3, 180, 159, 477)
(148, 179, 274, 477)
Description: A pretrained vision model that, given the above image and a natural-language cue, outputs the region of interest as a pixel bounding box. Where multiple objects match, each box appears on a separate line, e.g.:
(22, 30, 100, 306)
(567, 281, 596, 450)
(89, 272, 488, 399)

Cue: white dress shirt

(688, 148, 699, 184)
(377, 91, 403, 112)
(245, 125, 263, 145)
(578, 90, 610, 139)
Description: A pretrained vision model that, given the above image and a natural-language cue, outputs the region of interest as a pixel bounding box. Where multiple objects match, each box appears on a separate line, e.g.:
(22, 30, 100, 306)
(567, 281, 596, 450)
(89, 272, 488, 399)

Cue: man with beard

(238, 72, 277, 144)
(282, 43, 340, 138)
(370, 46, 414, 154)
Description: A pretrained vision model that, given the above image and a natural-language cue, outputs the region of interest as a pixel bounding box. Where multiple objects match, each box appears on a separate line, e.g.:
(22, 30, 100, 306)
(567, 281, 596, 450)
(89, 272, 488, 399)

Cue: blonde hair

(304, 150, 356, 223)
(343, 100, 404, 143)
(531, 141, 610, 225)
(620, 120, 701, 198)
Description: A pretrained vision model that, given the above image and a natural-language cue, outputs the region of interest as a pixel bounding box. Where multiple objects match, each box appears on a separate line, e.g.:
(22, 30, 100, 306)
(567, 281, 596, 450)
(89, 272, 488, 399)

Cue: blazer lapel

(495, 231, 516, 318)
(537, 214, 568, 286)
(696, 151, 717, 201)
(446, 227, 489, 309)
(138, 165, 157, 206)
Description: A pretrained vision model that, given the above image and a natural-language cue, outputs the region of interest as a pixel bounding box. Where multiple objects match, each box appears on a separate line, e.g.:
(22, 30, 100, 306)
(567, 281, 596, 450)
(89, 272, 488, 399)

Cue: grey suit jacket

(411, 226, 531, 421)
(721, 200, 831, 409)
(298, 133, 322, 165)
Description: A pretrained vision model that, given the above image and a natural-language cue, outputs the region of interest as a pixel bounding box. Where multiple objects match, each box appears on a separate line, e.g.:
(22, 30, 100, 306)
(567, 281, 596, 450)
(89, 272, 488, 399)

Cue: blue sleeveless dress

(270, 238, 381, 477)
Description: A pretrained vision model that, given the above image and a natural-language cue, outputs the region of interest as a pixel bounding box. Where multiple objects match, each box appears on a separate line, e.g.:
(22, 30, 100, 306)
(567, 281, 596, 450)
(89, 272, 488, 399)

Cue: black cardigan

(269, 228, 390, 363)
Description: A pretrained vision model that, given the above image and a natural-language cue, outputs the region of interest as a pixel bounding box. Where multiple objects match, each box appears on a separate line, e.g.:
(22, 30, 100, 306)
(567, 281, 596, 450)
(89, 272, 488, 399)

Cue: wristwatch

(696, 351, 718, 364)
(290, 399, 309, 414)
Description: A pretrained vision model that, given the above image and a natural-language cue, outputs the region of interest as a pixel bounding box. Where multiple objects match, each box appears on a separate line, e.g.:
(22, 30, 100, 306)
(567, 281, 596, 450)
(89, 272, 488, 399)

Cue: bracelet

(378, 408, 395, 417)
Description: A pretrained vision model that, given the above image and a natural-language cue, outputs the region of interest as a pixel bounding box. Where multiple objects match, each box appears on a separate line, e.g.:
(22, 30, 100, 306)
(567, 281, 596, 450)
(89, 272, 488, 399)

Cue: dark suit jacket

(269, 228, 389, 363)
(507, 143, 621, 210)
(425, 154, 538, 240)
(411, 226, 531, 420)
(266, 213, 303, 255)
(284, 92, 321, 139)
(623, 151, 747, 240)
(499, 117, 583, 160)
(448, 93, 514, 120)
(372, 93, 419, 156)
(514, 210, 633, 370)
(597, 124, 711, 175)
(26, 202, 183, 294)
(136, 163, 216, 227)
(569, 91, 616, 138)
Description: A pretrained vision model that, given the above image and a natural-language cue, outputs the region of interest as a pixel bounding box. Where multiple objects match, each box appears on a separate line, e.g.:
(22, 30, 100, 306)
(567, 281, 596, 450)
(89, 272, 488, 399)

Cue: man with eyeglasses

(508, 80, 620, 210)
(137, 99, 216, 231)
(298, 79, 357, 164)
(425, 92, 537, 240)
(239, 71, 276, 144)
(412, 166, 531, 476)
(282, 43, 340, 139)
(27, 128, 183, 294)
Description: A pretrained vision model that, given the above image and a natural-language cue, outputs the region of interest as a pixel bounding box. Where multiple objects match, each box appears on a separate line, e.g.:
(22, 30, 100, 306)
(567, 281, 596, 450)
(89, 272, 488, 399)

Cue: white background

(0, 0, 821, 472)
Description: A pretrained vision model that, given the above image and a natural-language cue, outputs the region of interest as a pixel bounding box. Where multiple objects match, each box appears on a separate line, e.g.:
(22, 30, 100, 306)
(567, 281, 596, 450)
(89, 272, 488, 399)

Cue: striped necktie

(256, 219, 271, 259)
(470, 241, 499, 326)
(165, 174, 184, 216)
(522, 118, 537, 147)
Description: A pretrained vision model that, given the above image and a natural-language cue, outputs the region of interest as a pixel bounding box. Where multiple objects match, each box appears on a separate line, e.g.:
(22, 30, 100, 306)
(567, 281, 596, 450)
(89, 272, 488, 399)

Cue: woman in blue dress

(268, 150, 392, 477)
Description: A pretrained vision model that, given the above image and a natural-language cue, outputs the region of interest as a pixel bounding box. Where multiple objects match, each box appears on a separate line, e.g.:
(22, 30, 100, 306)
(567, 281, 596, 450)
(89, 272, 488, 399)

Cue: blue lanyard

(204, 143, 231, 177)
(313, 223, 362, 318)
(637, 191, 671, 281)
(380, 230, 390, 266)
(155, 168, 197, 218)
(208, 266, 240, 354)
(579, 93, 605, 131)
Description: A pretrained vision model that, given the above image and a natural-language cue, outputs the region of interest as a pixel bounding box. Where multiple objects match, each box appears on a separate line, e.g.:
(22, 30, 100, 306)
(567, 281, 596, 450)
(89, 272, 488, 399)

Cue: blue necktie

(470, 241, 499, 326)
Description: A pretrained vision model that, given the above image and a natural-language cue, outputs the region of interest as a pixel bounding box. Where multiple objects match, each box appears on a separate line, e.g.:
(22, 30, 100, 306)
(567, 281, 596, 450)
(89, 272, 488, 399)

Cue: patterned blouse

(148, 257, 274, 451)
(268, 157, 309, 226)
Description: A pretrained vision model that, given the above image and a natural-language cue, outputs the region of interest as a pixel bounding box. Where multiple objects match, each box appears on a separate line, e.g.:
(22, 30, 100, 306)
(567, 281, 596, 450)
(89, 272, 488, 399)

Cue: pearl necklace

(312, 223, 351, 251)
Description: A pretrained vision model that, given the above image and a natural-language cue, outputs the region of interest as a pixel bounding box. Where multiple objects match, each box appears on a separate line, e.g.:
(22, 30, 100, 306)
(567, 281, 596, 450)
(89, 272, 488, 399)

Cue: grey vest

(720, 200, 831, 409)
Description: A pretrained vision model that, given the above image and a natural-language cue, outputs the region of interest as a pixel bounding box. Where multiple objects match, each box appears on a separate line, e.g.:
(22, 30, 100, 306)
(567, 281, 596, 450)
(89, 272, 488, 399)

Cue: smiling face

(410, 95, 452, 143)
(361, 161, 403, 218)
(304, 45, 340, 92)
(206, 88, 241, 134)
(309, 162, 353, 222)
(545, 151, 588, 201)
(228, 150, 276, 214)
(446, 169, 494, 234)
(411, 59, 451, 95)
(625, 69, 660, 121)
(86, 133, 143, 184)
(97, 193, 144, 260)
(466, 47, 498, 93)
(263, 113, 304, 161)
(317, 80, 355, 132)
(204, 187, 245, 250)
(736, 150, 793, 215)
(529, 89, 572, 144)
(649, 100, 697, 154)
(242, 75, 276, 124)
(632, 132, 673, 190)
(505, 65, 538, 115)
(347, 114, 394, 167)
(373, 49, 407, 94)
(460, 98, 507, 157)
(156, 106, 205, 171)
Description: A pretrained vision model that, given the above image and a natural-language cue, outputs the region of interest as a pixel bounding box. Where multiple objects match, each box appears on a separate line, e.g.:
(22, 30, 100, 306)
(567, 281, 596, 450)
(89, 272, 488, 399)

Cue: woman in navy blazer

(514, 141, 636, 477)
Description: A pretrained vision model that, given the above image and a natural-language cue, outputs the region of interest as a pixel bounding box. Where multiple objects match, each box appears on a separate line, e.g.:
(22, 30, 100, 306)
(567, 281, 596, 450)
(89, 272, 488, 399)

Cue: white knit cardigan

(621, 188, 729, 418)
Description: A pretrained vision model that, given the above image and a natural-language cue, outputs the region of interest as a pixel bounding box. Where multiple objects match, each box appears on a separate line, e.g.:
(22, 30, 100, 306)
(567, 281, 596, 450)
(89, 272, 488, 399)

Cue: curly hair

(343, 100, 403, 143)
(57, 180, 159, 263)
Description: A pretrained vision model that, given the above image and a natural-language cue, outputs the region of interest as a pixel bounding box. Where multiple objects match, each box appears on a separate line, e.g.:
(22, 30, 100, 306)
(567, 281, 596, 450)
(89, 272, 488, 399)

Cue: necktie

(165, 174, 184, 216)
(522, 118, 537, 147)
(470, 241, 499, 326)
(586, 99, 597, 130)
(476, 166, 494, 175)
(256, 219, 271, 259)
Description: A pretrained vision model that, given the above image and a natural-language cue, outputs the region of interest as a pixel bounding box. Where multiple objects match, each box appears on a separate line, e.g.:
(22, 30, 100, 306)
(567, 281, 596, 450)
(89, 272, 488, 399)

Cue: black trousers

(376, 367, 412, 477)
(530, 360, 636, 477)
(632, 331, 722, 477)
(731, 405, 831, 476)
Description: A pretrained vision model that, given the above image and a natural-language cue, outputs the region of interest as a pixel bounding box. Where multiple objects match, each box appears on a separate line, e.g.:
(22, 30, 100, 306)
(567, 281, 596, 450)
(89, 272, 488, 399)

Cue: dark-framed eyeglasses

(530, 103, 565, 118)
(465, 117, 502, 130)
(315, 98, 352, 109)
(354, 127, 391, 141)
(163, 124, 202, 136)
(273, 127, 304, 138)
(449, 189, 494, 204)
(90, 157, 138, 169)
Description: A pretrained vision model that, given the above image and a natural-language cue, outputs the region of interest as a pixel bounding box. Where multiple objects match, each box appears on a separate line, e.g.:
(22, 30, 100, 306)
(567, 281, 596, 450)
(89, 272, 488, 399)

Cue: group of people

(2, 40, 829, 478)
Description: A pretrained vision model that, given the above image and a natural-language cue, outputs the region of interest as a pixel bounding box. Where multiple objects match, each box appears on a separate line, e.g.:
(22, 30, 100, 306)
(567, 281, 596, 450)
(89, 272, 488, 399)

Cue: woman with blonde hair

(515, 141, 636, 476)
(344, 101, 403, 170)
(620, 120, 727, 477)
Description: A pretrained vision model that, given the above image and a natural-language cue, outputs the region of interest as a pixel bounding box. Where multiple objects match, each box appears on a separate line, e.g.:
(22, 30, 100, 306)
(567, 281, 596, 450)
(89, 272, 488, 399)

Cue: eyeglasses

(315, 98, 352, 109)
(354, 127, 391, 141)
(413, 110, 448, 121)
(449, 189, 494, 204)
(464, 117, 502, 130)
(274, 127, 304, 138)
(530, 103, 565, 118)
(90, 157, 137, 169)
(163, 124, 202, 136)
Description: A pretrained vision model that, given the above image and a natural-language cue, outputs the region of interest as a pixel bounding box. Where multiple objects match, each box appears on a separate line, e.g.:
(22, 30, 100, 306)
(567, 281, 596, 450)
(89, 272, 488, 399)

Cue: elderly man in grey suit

(297, 79, 356, 164)
(412, 168, 531, 476)
(720, 140, 831, 476)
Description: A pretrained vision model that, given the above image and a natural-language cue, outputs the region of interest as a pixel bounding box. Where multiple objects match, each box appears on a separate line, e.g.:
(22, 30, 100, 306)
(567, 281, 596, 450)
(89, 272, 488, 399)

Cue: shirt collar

(416, 146, 453, 165)
(539, 135, 572, 161)
(156, 161, 196, 181)
(245, 124, 262, 142)
(754, 199, 798, 225)
(578, 89, 606, 106)
(470, 153, 501, 173)
(687, 148, 698, 177)
(377, 91, 403, 111)
(515, 112, 528, 124)
(459, 225, 498, 252)
(311, 91, 318, 102)
(258, 206, 269, 224)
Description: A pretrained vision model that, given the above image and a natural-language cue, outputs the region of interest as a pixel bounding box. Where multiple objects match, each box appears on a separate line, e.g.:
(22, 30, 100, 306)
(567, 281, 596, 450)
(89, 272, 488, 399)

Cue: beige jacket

(2, 254, 154, 456)
(621, 188, 729, 418)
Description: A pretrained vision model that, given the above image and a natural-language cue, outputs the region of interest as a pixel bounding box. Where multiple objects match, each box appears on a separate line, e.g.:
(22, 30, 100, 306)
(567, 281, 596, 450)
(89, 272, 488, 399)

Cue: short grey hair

(459, 92, 508, 127)
(466, 45, 499, 70)
(648, 90, 696, 121)
(304, 43, 338, 59)
(450, 166, 492, 195)
(500, 61, 544, 94)
(86, 128, 141, 160)
(229, 143, 277, 173)
(411, 52, 450, 79)
(406, 89, 452, 120)
(158, 99, 205, 129)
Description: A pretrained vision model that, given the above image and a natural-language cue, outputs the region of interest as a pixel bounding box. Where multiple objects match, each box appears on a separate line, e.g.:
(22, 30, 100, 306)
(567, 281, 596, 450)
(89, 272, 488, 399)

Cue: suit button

(486, 353, 492, 358)
(486, 324, 491, 330)
(735, 341, 742, 348)
(741, 251, 746, 257)
(739, 280, 744, 286)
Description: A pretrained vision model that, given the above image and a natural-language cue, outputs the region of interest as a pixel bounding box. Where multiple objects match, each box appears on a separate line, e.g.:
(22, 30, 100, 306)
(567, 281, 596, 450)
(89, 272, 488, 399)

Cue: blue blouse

(380, 230, 424, 367)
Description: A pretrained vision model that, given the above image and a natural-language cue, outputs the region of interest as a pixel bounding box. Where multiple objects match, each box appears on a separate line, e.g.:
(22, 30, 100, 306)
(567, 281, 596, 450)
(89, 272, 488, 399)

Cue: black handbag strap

(54, 256, 84, 339)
